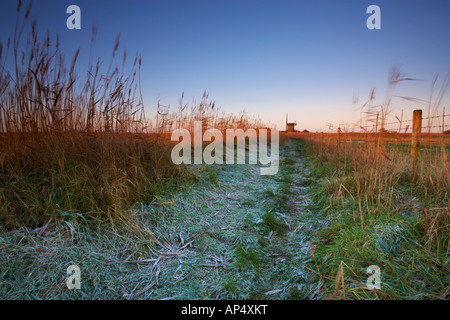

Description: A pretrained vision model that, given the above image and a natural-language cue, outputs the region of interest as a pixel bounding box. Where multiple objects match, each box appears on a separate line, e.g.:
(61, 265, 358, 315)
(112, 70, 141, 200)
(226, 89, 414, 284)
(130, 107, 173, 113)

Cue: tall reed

(0, 2, 184, 228)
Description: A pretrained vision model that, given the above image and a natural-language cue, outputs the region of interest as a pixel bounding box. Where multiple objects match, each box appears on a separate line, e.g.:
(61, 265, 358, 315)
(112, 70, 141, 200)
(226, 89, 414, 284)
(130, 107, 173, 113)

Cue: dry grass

(302, 128, 449, 246)
(292, 109, 449, 299)
(0, 3, 182, 229)
(0, 2, 270, 229)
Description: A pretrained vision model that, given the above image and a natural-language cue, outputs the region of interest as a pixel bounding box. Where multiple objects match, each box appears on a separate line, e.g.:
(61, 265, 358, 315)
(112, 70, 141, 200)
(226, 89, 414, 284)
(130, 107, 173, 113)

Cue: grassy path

(0, 139, 327, 299)
(138, 138, 327, 299)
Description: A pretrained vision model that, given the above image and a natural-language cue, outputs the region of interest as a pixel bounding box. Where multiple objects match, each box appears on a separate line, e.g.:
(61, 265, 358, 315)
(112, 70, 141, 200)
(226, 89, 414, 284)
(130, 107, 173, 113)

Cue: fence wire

(340, 112, 449, 133)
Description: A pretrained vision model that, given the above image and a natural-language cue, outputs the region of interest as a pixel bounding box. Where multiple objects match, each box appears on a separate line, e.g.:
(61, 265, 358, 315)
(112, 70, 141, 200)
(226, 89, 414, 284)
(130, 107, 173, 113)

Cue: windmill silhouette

(286, 114, 297, 132)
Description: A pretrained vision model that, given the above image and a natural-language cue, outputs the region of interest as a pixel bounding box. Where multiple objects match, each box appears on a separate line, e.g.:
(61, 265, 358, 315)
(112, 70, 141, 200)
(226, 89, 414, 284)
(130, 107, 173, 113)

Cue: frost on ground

(0, 139, 327, 299)
(135, 139, 327, 300)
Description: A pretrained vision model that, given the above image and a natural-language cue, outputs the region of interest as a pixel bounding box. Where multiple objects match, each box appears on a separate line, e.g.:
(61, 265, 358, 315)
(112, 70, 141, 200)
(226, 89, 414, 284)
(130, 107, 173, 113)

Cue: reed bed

(0, 2, 170, 228)
(0, 2, 269, 229)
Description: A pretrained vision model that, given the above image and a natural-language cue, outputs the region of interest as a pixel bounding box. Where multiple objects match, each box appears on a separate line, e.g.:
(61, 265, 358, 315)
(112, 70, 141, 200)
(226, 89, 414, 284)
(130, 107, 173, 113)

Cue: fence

(332, 109, 449, 177)
(341, 108, 450, 134)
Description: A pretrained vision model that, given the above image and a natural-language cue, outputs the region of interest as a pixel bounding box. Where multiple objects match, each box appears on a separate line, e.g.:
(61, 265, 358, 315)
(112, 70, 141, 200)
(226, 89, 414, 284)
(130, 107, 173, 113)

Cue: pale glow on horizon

(1, 0, 449, 132)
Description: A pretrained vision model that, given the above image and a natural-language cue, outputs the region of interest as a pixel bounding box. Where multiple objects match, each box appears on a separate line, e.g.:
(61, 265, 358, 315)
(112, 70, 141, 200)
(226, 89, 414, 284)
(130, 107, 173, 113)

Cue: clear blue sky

(1, 0, 449, 131)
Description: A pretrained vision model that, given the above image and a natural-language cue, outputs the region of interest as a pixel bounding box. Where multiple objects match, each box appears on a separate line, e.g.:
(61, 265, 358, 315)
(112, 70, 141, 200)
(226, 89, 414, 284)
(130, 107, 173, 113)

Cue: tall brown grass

(297, 126, 449, 299)
(300, 65, 449, 252)
(0, 2, 184, 229)
(300, 117, 449, 252)
(0, 2, 269, 229)
(155, 90, 267, 134)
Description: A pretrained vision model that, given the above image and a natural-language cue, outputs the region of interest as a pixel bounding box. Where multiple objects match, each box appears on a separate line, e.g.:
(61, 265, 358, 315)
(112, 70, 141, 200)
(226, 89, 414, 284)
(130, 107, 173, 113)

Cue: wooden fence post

(412, 109, 422, 178)
(442, 107, 447, 162)
(373, 112, 379, 158)
(320, 132, 324, 154)
(337, 127, 341, 151)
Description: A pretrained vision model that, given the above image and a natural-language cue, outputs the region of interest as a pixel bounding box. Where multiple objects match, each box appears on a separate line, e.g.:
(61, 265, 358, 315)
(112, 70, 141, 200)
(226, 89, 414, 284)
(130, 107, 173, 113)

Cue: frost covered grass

(300, 136, 449, 300)
(1, 140, 327, 300)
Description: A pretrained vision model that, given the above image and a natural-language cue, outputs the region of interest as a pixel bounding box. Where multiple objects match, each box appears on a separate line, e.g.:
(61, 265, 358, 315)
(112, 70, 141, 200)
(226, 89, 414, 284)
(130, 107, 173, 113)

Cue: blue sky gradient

(1, 0, 449, 131)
